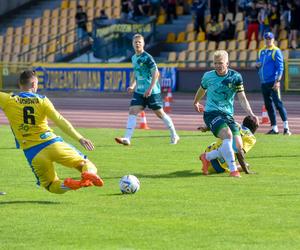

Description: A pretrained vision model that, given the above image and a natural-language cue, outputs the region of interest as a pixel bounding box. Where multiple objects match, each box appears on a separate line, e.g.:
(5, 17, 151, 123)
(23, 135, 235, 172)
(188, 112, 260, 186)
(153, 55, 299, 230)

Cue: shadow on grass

(0, 200, 61, 205)
(104, 169, 202, 180)
(249, 155, 299, 159)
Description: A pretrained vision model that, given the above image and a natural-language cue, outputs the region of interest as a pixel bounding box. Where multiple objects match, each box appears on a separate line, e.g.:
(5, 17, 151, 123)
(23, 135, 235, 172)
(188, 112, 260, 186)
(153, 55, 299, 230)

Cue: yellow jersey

(0, 92, 82, 149)
(205, 125, 256, 173)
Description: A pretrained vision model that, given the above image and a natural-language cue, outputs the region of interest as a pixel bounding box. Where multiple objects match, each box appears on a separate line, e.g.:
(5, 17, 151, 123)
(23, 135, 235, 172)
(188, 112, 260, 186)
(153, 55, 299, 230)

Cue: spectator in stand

(121, 0, 134, 20)
(75, 5, 88, 40)
(279, 0, 290, 29)
(246, 1, 259, 45)
(287, 0, 300, 49)
(192, 0, 208, 33)
(133, 0, 147, 20)
(268, 3, 280, 36)
(164, 0, 177, 23)
(208, 0, 223, 21)
(149, 0, 161, 17)
(258, 1, 270, 40)
(98, 9, 109, 20)
(220, 17, 236, 40)
(207, 18, 223, 42)
(226, 0, 238, 18)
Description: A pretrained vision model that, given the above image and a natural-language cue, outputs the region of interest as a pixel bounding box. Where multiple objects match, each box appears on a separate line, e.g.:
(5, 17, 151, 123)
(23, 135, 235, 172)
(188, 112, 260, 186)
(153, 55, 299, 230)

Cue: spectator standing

(258, 2, 270, 40)
(256, 32, 292, 135)
(150, 0, 161, 17)
(268, 3, 280, 36)
(208, 0, 222, 22)
(246, 1, 259, 45)
(287, 1, 300, 49)
(192, 0, 207, 33)
(75, 5, 88, 40)
(165, 0, 177, 23)
(121, 0, 134, 20)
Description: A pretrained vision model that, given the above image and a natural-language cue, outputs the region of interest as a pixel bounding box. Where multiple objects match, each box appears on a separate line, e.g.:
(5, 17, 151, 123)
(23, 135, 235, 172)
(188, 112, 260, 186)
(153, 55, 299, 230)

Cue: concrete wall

(0, 0, 32, 16)
(177, 68, 284, 92)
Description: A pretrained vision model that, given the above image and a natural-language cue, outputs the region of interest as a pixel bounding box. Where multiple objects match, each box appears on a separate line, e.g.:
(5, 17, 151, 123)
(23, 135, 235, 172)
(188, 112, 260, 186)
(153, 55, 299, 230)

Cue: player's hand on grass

(79, 138, 95, 151)
(194, 102, 204, 113)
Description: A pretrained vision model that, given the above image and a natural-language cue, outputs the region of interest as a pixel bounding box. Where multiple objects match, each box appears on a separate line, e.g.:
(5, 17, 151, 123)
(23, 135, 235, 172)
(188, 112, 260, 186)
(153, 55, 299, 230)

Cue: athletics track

(0, 93, 299, 134)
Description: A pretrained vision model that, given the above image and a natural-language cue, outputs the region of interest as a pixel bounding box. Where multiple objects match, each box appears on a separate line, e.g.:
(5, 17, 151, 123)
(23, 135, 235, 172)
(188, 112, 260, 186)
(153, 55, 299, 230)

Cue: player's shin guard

(220, 139, 237, 172)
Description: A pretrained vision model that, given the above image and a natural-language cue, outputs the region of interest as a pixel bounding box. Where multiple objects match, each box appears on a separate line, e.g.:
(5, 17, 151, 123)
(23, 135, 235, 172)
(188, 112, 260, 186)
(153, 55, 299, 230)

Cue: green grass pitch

(0, 126, 299, 250)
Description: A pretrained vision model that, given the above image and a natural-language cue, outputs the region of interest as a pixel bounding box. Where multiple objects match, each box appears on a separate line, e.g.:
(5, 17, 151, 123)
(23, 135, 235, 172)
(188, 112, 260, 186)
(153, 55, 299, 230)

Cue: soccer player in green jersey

(193, 50, 259, 177)
(115, 34, 179, 145)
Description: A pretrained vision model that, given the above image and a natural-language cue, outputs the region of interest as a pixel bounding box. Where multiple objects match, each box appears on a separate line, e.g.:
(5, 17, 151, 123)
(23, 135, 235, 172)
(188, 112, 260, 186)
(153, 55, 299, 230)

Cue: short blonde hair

(133, 33, 144, 40)
(214, 50, 229, 62)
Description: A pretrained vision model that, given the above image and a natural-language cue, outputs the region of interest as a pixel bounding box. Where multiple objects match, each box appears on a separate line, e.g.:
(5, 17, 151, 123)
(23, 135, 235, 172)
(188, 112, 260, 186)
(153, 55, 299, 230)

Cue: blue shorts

(130, 92, 163, 110)
(203, 111, 240, 137)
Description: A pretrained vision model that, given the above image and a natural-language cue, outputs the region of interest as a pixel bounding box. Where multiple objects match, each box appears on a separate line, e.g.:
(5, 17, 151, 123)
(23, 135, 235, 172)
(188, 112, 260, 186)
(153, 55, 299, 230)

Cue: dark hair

(20, 70, 36, 86)
(242, 116, 259, 134)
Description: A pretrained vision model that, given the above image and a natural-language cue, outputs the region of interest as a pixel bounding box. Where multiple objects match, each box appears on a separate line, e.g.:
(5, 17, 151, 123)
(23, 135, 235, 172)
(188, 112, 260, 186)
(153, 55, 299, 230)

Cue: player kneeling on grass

(0, 70, 104, 194)
(199, 116, 258, 175)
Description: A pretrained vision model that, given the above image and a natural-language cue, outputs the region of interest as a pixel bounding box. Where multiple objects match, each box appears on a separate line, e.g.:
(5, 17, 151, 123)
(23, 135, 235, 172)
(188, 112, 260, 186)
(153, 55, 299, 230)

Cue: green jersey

(132, 51, 160, 95)
(201, 69, 244, 116)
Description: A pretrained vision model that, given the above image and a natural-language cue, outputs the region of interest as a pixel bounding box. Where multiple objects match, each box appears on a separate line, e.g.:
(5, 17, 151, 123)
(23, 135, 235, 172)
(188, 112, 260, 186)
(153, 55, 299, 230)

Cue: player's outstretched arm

(236, 151, 256, 174)
(79, 138, 95, 151)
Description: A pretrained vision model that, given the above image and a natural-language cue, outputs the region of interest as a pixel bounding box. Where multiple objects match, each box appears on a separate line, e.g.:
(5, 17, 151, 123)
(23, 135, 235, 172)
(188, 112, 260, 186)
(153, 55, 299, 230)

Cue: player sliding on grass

(198, 116, 258, 175)
(115, 33, 179, 146)
(0, 70, 104, 194)
(193, 50, 259, 178)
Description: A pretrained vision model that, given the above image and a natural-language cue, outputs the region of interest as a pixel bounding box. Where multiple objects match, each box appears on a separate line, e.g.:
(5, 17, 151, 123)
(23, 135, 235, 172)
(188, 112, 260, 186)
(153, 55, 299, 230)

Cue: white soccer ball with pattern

(119, 175, 140, 194)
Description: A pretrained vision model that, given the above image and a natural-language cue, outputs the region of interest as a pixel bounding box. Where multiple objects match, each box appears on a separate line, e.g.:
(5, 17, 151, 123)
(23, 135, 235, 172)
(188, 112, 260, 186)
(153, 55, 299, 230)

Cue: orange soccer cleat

(81, 171, 104, 187)
(200, 153, 209, 175)
(64, 178, 93, 190)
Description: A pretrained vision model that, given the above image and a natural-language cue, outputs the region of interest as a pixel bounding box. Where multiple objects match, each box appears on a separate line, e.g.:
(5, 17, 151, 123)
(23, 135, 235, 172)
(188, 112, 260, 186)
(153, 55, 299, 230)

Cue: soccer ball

(119, 175, 140, 194)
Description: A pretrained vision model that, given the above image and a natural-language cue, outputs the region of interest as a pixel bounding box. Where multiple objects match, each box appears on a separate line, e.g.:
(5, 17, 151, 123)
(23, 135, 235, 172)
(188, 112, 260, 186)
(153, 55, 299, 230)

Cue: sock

(124, 115, 137, 140)
(220, 139, 237, 172)
(81, 160, 97, 174)
(272, 125, 279, 132)
(162, 114, 177, 138)
(283, 121, 289, 129)
(206, 149, 222, 161)
(47, 180, 68, 194)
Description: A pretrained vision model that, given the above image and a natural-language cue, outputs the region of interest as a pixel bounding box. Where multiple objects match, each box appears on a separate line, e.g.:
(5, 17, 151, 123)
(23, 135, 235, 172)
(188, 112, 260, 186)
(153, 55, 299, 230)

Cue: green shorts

(203, 111, 240, 137)
(130, 92, 163, 110)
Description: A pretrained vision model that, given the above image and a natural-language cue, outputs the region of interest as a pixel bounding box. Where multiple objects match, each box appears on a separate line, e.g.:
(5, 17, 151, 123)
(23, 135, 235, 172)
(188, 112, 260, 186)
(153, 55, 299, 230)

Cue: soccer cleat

(115, 137, 130, 146)
(229, 170, 241, 178)
(64, 178, 93, 190)
(200, 153, 209, 175)
(283, 128, 292, 136)
(171, 135, 180, 145)
(81, 171, 104, 187)
(266, 129, 279, 135)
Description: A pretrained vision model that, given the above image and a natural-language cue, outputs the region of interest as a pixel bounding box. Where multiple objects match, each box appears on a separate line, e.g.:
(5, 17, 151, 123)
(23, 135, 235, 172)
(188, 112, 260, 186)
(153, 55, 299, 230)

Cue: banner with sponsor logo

(32, 63, 177, 92)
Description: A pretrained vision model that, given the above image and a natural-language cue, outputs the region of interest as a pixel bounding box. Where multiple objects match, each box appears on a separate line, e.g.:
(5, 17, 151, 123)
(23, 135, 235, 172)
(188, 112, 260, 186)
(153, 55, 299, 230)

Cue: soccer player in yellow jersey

(0, 70, 104, 194)
(199, 116, 258, 175)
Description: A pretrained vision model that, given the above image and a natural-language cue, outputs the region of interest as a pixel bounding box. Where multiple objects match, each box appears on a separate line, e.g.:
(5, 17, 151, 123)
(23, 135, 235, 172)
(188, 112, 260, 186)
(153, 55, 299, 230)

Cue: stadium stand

(0, 0, 299, 66)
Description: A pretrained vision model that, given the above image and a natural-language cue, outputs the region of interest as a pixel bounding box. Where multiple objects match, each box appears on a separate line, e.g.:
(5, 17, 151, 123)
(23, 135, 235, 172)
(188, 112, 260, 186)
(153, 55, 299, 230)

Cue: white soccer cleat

(171, 135, 180, 145)
(115, 137, 131, 146)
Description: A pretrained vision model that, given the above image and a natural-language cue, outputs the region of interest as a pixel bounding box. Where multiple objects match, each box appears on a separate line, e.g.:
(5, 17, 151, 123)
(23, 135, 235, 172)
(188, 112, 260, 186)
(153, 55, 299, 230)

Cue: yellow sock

(48, 180, 68, 194)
